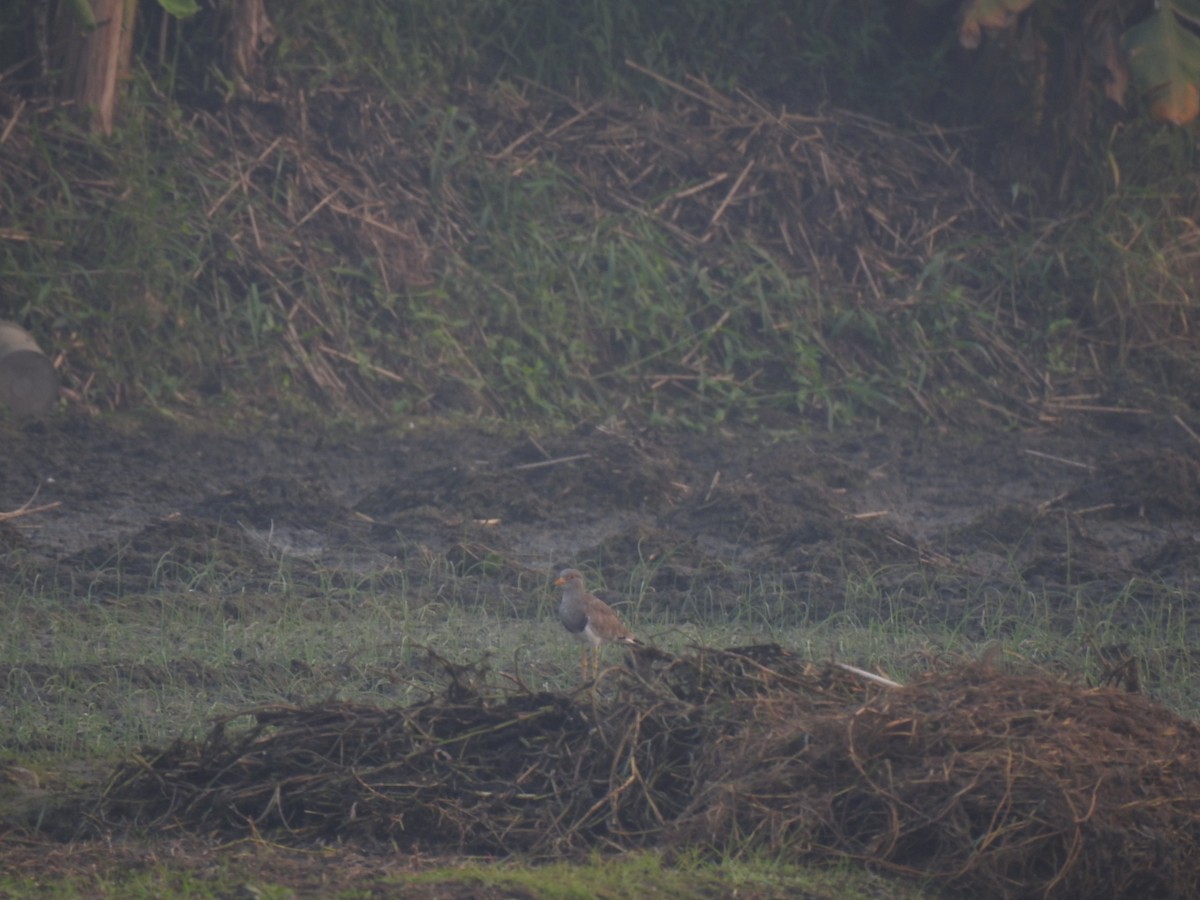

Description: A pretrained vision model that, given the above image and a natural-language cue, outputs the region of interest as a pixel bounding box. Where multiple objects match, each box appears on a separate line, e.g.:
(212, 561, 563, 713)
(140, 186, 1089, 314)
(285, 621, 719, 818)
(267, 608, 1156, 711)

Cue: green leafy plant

(960, 0, 1200, 126)
(1123, 0, 1200, 124)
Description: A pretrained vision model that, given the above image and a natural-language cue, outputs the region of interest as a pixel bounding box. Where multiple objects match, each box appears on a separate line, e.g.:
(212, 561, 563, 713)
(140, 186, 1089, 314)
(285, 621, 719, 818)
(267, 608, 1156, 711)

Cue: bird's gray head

(555, 568, 584, 588)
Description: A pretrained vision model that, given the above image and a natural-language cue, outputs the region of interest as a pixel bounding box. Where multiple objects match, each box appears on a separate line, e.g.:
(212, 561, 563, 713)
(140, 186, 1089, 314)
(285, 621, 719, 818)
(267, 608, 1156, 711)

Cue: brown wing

(582, 593, 636, 643)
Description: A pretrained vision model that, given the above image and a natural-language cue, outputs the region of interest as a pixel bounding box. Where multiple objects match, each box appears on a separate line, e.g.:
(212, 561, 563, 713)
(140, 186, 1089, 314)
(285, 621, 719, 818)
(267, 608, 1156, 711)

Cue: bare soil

(3, 407, 1200, 895)
(4, 409, 1200, 630)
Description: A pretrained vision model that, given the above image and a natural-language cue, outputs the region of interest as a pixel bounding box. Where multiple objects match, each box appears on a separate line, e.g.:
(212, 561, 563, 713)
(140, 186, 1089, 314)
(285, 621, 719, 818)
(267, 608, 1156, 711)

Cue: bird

(555, 568, 638, 679)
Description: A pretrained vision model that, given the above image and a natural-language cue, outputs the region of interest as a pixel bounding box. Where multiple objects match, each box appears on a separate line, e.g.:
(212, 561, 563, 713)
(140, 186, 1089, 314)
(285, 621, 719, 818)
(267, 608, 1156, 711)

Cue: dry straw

(99, 644, 1200, 899)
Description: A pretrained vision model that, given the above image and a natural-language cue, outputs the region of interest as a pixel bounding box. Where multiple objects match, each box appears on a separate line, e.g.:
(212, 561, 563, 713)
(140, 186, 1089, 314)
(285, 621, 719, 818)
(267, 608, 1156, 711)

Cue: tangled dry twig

(98, 646, 1200, 899)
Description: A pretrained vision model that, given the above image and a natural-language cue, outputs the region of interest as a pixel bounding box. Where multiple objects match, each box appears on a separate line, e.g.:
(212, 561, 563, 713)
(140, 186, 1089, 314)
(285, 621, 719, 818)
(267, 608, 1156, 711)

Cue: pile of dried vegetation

(97, 645, 1200, 899)
(6, 62, 1198, 423)
(1, 69, 1042, 421)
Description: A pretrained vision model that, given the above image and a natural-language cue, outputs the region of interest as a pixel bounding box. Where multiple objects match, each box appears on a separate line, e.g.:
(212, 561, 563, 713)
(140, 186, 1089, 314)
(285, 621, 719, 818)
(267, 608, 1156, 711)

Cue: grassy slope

(1, 1, 1198, 427)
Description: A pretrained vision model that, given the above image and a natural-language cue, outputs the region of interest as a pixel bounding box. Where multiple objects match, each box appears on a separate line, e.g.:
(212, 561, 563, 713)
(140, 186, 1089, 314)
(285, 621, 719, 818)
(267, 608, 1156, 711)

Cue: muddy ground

(3, 407, 1200, 894)
(4, 408, 1200, 630)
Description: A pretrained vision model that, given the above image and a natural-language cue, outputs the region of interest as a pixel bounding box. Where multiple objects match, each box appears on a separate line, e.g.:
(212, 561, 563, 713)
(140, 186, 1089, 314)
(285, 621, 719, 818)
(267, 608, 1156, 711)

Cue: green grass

(4, 555, 1197, 764)
(0, 848, 937, 899)
(402, 851, 934, 899)
(0, 858, 302, 900)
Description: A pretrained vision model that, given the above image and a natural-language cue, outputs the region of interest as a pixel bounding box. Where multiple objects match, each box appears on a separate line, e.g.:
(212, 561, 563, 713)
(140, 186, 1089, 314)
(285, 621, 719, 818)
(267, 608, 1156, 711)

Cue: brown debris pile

(0, 48, 1049, 424)
(468, 67, 1014, 290)
(679, 663, 1200, 898)
(197, 73, 1016, 385)
(207, 70, 1012, 300)
(97, 647, 1200, 899)
(8, 72, 1018, 412)
(97, 645, 832, 853)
